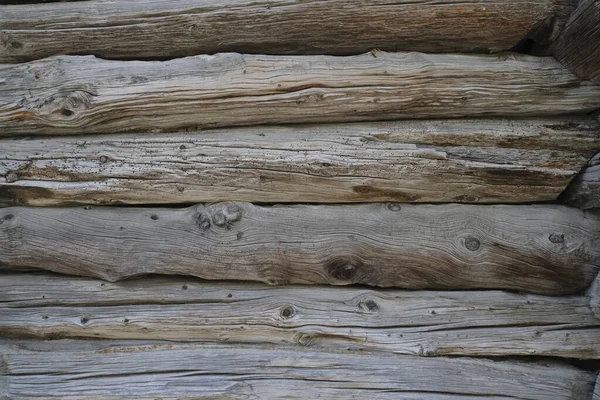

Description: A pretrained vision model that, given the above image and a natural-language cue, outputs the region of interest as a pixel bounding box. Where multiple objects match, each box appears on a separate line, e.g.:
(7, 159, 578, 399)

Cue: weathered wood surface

(1, 273, 599, 359)
(2, 52, 600, 136)
(595, 375, 600, 400)
(561, 152, 600, 209)
(590, 272, 600, 319)
(0, 340, 596, 399)
(1, 118, 599, 206)
(552, 0, 600, 83)
(1, 203, 599, 294)
(0, 0, 577, 63)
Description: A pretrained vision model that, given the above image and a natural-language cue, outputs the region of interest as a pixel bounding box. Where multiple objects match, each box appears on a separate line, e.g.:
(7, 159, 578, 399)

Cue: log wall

(1, 0, 600, 398)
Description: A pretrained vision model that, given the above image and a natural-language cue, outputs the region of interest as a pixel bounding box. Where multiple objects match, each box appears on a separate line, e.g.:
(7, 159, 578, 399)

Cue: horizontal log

(0, 0, 577, 63)
(1, 203, 598, 294)
(552, 0, 600, 82)
(1, 273, 599, 359)
(0, 340, 596, 399)
(561, 152, 600, 209)
(2, 52, 600, 136)
(1, 118, 599, 206)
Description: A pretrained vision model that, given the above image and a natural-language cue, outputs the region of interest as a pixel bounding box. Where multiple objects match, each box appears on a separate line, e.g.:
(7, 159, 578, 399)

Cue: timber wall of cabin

(0, 0, 600, 398)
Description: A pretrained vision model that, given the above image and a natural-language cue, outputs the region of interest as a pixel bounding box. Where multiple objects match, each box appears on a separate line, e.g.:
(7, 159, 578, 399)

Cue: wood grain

(589, 272, 600, 319)
(1, 118, 598, 206)
(552, 0, 600, 83)
(2, 273, 599, 359)
(0, 339, 596, 399)
(1, 203, 598, 294)
(561, 152, 600, 209)
(2, 52, 600, 136)
(0, 0, 577, 63)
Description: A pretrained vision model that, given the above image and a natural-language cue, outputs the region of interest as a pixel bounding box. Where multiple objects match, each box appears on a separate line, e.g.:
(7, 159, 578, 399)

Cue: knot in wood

(295, 332, 314, 346)
(36, 90, 95, 121)
(295, 93, 323, 105)
(0, 214, 14, 225)
(196, 212, 211, 231)
(464, 236, 480, 251)
(210, 202, 243, 229)
(1, 32, 22, 52)
(326, 257, 361, 282)
(361, 299, 379, 312)
(280, 305, 296, 319)
(387, 203, 402, 212)
(549, 233, 565, 244)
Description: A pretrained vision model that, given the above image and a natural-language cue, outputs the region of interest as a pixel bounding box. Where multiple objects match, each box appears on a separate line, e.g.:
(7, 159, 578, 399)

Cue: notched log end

(587, 271, 600, 319)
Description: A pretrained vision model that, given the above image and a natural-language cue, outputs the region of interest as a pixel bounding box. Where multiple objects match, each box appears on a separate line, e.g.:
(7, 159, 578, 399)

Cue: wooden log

(0, 340, 596, 400)
(0, 0, 578, 63)
(2, 52, 600, 136)
(589, 272, 600, 319)
(561, 152, 600, 209)
(1, 203, 598, 294)
(552, 0, 600, 83)
(1, 118, 599, 206)
(2, 273, 599, 359)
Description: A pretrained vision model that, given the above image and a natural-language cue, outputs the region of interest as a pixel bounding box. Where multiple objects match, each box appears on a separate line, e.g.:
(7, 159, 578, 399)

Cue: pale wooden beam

(1, 203, 598, 294)
(1, 118, 598, 206)
(2, 273, 599, 359)
(1, 52, 600, 135)
(0, 340, 596, 399)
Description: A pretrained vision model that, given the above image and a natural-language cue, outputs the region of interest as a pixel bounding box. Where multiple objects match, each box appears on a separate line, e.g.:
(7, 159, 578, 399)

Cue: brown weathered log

(552, 0, 600, 83)
(2, 273, 599, 359)
(1, 118, 598, 206)
(0, 339, 596, 400)
(561, 152, 600, 209)
(0, 0, 577, 63)
(1, 203, 598, 294)
(1, 52, 600, 136)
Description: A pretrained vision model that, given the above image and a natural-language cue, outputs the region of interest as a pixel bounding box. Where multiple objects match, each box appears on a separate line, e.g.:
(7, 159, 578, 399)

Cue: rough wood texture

(1, 118, 599, 206)
(0, 340, 596, 400)
(561, 152, 600, 209)
(2, 273, 599, 359)
(1, 203, 598, 294)
(552, 0, 600, 82)
(0, 0, 577, 63)
(2, 52, 600, 136)
(595, 375, 600, 400)
(589, 272, 600, 319)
